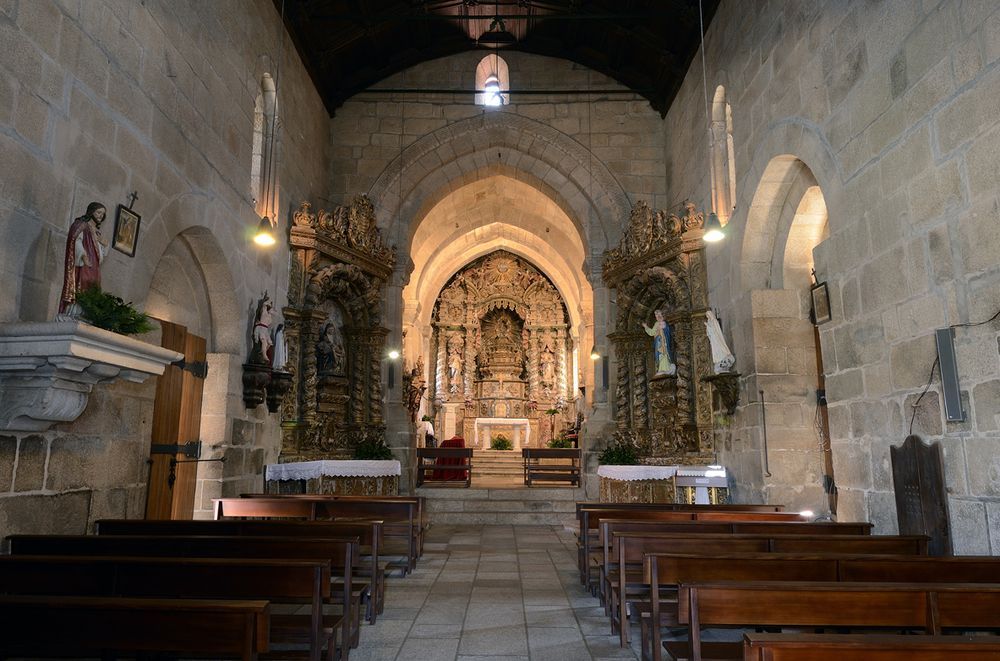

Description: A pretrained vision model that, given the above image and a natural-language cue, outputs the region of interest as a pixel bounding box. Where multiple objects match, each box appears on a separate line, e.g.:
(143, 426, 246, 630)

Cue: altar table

(473, 417, 530, 449)
(265, 460, 401, 495)
(597, 465, 678, 503)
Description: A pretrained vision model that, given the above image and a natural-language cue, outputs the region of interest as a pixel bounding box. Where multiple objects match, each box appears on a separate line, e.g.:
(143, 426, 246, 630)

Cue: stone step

(416, 484, 584, 525)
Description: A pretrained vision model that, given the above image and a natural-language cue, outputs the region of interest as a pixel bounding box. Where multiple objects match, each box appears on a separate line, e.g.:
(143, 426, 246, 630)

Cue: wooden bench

(595, 521, 926, 606)
(666, 581, 1000, 661)
(603, 531, 929, 645)
(743, 633, 1000, 660)
(574, 502, 787, 580)
(214, 496, 418, 575)
(522, 448, 581, 486)
(0, 555, 334, 661)
(95, 517, 387, 624)
(247, 494, 430, 557)
(240, 493, 430, 558)
(415, 447, 473, 487)
(7, 534, 358, 658)
(0, 594, 269, 661)
(639, 551, 1000, 655)
(578, 510, 864, 589)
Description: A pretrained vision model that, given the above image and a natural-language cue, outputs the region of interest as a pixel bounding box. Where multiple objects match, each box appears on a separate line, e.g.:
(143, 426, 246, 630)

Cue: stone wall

(0, 0, 329, 532)
(665, 0, 1000, 552)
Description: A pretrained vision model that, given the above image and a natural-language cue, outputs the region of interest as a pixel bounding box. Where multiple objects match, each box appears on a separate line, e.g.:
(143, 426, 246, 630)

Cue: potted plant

(353, 435, 394, 460)
(490, 434, 513, 451)
(548, 436, 574, 449)
(74, 286, 153, 335)
(597, 435, 640, 465)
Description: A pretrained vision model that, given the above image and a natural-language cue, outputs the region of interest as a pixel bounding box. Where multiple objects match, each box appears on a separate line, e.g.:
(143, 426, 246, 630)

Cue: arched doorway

(739, 155, 833, 515)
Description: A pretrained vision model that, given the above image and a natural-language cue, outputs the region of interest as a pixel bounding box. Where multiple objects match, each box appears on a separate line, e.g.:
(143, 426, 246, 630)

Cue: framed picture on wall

(811, 281, 831, 325)
(112, 204, 141, 257)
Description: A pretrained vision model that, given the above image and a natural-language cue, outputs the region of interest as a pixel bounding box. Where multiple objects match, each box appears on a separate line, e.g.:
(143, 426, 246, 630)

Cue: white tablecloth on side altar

(265, 460, 401, 481)
(596, 465, 678, 481)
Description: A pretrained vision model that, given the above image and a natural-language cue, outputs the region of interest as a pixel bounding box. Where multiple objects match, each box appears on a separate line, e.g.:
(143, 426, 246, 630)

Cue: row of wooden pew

(573, 501, 1000, 661)
(0, 493, 429, 660)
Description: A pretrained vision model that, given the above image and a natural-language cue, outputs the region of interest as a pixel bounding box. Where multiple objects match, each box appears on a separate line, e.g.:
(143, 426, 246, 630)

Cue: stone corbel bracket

(701, 372, 741, 416)
(0, 321, 182, 431)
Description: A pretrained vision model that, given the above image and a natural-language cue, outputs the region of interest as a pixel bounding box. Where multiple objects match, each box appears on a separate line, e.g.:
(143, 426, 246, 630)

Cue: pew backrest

(0, 595, 269, 661)
(743, 633, 1000, 661)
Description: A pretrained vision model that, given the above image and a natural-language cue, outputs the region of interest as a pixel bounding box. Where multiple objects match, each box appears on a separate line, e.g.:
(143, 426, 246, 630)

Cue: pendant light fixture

(697, 0, 725, 243)
(254, 0, 285, 248)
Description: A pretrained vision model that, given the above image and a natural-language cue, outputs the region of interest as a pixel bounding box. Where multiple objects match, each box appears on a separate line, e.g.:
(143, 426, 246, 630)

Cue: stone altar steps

(471, 449, 523, 477)
(416, 483, 583, 526)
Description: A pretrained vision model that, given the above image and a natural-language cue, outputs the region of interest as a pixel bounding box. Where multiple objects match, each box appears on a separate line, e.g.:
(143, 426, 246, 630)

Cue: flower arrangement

(548, 436, 574, 449)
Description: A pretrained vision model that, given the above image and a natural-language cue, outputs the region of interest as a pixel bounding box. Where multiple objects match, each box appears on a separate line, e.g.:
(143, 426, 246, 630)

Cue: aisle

(355, 524, 639, 660)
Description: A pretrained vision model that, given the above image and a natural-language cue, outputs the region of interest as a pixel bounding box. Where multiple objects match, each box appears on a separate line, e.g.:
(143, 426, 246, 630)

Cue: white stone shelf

(0, 321, 182, 431)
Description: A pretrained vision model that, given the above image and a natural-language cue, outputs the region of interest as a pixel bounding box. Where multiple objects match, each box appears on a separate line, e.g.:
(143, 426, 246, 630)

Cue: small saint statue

(250, 293, 274, 365)
(642, 309, 676, 376)
(705, 310, 736, 373)
(59, 202, 109, 316)
(271, 322, 288, 372)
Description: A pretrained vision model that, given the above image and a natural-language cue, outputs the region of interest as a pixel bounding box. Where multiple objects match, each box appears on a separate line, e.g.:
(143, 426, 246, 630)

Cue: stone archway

(368, 112, 631, 266)
(145, 224, 243, 519)
(735, 153, 834, 515)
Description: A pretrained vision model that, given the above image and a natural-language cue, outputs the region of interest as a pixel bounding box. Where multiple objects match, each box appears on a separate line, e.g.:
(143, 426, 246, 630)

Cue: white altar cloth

(473, 417, 531, 449)
(266, 460, 401, 481)
(596, 465, 678, 481)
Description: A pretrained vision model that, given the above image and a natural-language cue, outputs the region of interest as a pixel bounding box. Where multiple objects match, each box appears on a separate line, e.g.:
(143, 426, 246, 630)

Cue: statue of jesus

(59, 202, 109, 315)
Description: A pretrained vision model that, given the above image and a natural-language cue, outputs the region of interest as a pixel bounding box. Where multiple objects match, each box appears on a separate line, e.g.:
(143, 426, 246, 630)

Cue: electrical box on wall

(935, 327, 966, 422)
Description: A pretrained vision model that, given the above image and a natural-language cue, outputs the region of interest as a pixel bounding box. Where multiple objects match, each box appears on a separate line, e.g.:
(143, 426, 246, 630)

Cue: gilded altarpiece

(280, 196, 395, 461)
(602, 201, 716, 463)
(429, 251, 574, 444)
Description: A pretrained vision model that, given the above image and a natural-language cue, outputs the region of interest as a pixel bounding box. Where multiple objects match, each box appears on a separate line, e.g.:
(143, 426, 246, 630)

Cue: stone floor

(355, 524, 640, 660)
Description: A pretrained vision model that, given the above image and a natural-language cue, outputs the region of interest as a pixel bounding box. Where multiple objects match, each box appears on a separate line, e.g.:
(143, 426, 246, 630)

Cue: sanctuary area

(2, 1, 1000, 658)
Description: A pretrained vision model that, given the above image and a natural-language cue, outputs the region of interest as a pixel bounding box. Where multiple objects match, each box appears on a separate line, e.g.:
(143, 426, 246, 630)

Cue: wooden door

(145, 320, 207, 520)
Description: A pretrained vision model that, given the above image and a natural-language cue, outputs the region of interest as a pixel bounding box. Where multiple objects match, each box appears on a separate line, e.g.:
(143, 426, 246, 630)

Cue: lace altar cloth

(266, 460, 402, 481)
(596, 465, 679, 481)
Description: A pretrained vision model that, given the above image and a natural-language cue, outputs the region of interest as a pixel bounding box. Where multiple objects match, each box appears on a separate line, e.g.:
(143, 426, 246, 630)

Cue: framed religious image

(112, 204, 140, 257)
(811, 281, 831, 325)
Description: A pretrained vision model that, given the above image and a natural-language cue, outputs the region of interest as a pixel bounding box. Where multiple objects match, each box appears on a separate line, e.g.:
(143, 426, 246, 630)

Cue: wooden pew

(0, 555, 334, 661)
(744, 633, 1000, 660)
(415, 447, 473, 487)
(640, 552, 1000, 656)
(666, 581, 1000, 661)
(596, 521, 926, 615)
(603, 531, 929, 645)
(521, 448, 581, 486)
(216, 496, 419, 575)
(7, 534, 357, 657)
(574, 503, 786, 568)
(0, 595, 269, 661)
(95, 517, 387, 624)
(245, 494, 429, 558)
(578, 510, 868, 590)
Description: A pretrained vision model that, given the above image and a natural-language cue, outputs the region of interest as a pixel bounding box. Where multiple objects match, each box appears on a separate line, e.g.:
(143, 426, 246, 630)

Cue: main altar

(426, 250, 575, 447)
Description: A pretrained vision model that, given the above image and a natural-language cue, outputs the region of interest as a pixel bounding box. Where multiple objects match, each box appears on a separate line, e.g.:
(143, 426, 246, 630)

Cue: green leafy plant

(75, 286, 154, 336)
(421, 414, 433, 422)
(548, 437, 574, 449)
(490, 434, 513, 451)
(597, 437, 640, 465)
(544, 408, 560, 416)
(353, 435, 394, 460)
